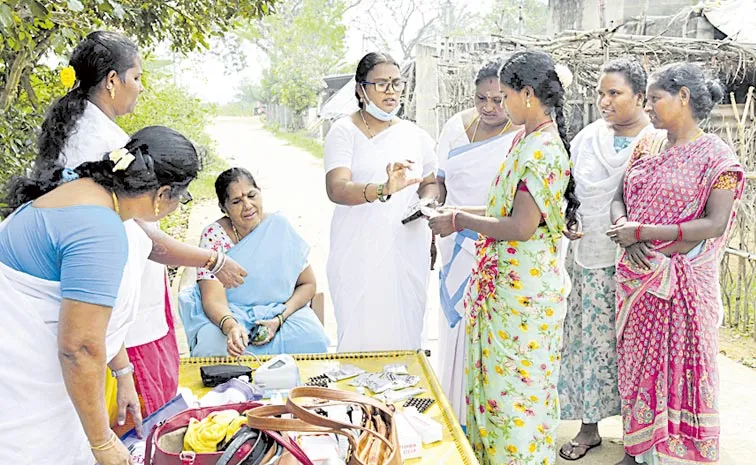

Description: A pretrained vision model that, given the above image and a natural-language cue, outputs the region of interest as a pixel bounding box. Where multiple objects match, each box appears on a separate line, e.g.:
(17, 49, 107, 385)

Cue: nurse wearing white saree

(435, 59, 519, 426)
(558, 58, 653, 462)
(0, 126, 199, 465)
(325, 52, 438, 352)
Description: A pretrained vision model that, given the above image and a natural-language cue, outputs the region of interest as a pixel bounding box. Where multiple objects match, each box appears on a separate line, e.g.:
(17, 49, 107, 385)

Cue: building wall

(549, 0, 584, 32)
(549, 0, 706, 33)
(414, 43, 441, 139)
(623, 0, 691, 18)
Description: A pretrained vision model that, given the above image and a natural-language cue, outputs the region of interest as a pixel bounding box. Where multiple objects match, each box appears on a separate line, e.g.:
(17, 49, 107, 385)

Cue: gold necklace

(359, 109, 392, 139)
(359, 110, 375, 138)
(111, 191, 120, 216)
(231, 222, 241, 243)
(666, 128, 705, 148)
(471, 117, 512, 143)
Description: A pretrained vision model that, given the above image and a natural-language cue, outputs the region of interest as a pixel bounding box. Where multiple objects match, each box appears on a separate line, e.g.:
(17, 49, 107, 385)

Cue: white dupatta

(571, 119, 653, 269)
(0, 210, 151, 465)
(326, 119, 436, 352)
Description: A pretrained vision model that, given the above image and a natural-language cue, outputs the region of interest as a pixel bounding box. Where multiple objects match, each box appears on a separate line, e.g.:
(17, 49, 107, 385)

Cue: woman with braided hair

(435, 58, 520, 428)
(429, 49, 578, 465)
(34, 31, 248, 432)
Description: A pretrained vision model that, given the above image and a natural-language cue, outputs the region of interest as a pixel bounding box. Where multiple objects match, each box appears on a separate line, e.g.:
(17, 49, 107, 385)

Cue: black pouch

(217, 426, 279, 465)
(200, 364, 253, 387)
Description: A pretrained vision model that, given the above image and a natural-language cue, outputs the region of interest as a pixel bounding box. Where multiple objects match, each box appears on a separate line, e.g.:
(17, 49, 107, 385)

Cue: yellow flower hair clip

(109, 148, 136, 172)
(60, 66, 76, 90)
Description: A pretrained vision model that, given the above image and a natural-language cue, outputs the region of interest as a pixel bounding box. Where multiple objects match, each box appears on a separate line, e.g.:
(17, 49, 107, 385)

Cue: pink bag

(144, 401, 313, 465)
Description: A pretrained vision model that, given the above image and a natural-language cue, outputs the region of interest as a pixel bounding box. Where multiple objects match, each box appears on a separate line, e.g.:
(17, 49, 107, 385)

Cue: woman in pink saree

(607, 63, 743, 465)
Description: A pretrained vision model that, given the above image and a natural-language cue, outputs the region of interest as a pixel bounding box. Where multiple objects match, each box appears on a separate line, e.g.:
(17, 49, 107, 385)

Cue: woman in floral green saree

(429, 50, 579, 465)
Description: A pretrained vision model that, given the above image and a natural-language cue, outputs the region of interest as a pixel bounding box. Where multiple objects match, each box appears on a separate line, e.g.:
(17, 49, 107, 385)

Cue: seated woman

(180, 167, 329, 357)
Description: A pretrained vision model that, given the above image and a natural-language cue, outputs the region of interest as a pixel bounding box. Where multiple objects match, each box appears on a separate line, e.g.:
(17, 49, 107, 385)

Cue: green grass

(192, 150, 230, 202)
(267, 124, 324, 159)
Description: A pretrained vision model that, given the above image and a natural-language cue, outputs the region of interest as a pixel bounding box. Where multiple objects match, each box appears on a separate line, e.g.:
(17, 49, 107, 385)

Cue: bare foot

(614, 453, 637, 465)
(559, 423, 602, 460)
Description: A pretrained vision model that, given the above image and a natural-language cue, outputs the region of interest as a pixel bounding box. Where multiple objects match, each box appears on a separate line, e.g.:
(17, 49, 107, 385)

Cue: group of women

(323, 50, 740, 465)
(0, 28, 740, 465)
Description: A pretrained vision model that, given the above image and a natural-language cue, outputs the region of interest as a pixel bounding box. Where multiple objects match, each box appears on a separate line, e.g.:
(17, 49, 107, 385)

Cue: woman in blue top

(0, 126, 199, 465)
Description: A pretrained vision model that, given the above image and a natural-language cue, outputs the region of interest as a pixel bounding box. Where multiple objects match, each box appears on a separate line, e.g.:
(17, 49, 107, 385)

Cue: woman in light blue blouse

(0, 126, 199, 465)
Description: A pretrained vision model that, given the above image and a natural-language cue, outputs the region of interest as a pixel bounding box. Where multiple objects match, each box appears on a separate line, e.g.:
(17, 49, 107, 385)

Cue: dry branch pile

(426, 29, 756, 132)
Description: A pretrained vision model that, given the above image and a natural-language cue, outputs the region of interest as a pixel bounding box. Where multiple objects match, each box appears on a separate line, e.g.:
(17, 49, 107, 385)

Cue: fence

(266, 103, 303, 130)
(719, 90, 756, 337)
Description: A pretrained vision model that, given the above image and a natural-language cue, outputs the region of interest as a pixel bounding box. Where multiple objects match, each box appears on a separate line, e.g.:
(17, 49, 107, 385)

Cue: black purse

(200, 364, 253, 387)
(217, 426, 281, 465)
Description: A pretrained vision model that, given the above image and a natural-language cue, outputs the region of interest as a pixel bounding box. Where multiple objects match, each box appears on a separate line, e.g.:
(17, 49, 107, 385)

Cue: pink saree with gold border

(616, 131, 743, 464)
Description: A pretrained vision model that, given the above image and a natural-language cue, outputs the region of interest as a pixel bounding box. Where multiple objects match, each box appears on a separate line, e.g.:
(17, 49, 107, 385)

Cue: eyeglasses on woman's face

(179, 190, 193, 205)
(361, 79, 407, 93)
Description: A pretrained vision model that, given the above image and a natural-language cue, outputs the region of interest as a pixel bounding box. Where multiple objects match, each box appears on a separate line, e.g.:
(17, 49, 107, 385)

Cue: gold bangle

(219, 314, 236, 335)
(203, 250, 217, 270)
(90, 431, 118, 451)
(363, 183, 374, 203)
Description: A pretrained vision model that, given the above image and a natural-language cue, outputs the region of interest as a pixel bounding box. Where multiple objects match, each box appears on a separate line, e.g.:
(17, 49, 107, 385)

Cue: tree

(241, 0, 347, 118)
(0, 0, 275, 186)
(487, 0, 549, 36)
(358, 0, 439, 62)
(0, 0, 276, 110)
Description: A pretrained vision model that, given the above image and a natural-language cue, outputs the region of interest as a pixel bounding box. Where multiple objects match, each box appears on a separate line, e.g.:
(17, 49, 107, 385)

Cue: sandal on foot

(558, 438, 603, 461)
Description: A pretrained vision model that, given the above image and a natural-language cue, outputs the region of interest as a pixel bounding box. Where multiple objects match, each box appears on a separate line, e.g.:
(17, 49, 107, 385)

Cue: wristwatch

(111, 363, 135, 378)
(377, 183, 392, 203)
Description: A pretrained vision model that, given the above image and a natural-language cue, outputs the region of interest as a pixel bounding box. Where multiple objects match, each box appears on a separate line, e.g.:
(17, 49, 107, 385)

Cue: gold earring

(109, 86, 115, 100)
(526, 97, 531, 109)
(154, 203, 160, 216)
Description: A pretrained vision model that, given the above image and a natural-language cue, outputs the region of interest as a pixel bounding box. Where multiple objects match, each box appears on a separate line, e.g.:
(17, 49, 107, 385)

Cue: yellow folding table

(179, 350, 478, 465)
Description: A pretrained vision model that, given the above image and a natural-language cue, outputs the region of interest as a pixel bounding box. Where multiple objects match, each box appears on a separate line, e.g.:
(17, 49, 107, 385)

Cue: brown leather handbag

(246, 387, 401, 465)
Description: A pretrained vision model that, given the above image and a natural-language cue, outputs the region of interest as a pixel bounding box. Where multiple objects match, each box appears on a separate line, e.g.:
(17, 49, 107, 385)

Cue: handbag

(144, 401, 313, 465)
(246, 387, 401, 465)
(200, 364, 254, 387)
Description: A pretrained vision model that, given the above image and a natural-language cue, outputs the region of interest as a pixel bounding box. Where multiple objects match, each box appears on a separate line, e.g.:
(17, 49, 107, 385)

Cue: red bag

(144, 401, 313, 465)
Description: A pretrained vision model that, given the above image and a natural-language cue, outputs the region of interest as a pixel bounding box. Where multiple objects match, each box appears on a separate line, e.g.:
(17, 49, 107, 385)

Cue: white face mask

(362, 86, 401, 122)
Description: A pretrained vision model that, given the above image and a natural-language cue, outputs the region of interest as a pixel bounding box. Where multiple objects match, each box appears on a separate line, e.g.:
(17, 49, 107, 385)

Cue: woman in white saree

(0, 127, 199, 465)
(558, 58, 653, 462)
(325, 52, 438, 352)
(436, 59, 519, 426)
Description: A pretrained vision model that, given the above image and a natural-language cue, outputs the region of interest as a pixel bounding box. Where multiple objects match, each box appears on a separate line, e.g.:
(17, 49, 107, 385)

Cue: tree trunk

(21, 74, 39, 110)
(0, 49, 31, 111)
